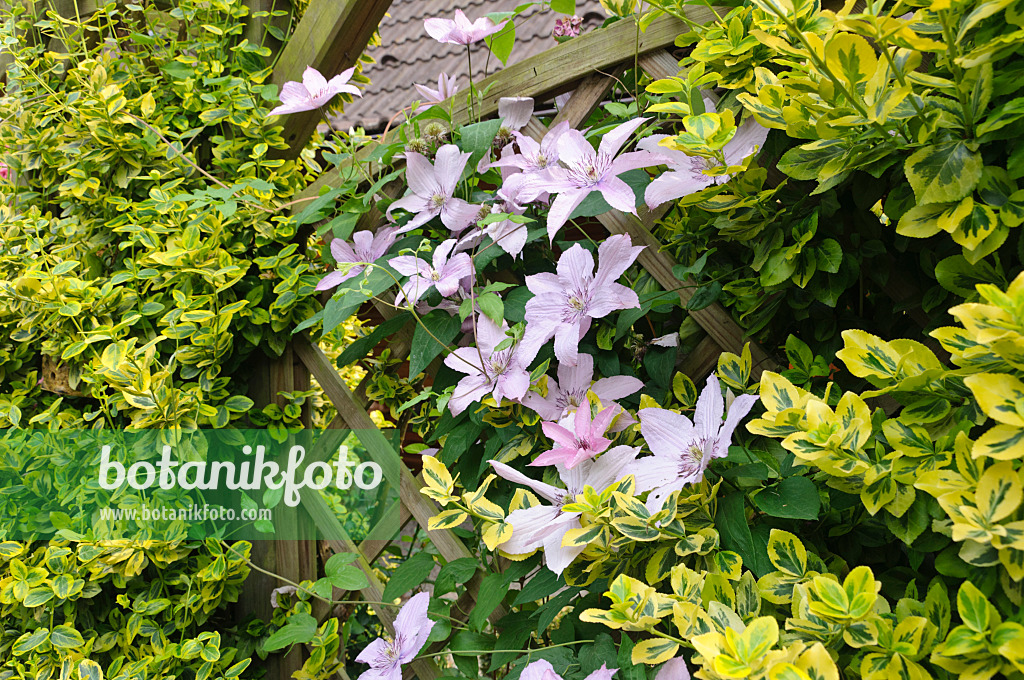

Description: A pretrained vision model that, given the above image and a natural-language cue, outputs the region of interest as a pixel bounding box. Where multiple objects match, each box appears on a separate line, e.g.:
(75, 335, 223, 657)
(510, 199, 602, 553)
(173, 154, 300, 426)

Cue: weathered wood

(305, 491, 442, 680)
(268, 0, 393, 157)
(679, 334, 721, 382)
(638, 50, 682, 80)
(293, 335, 509, 625)
(242, 0, 291, 58)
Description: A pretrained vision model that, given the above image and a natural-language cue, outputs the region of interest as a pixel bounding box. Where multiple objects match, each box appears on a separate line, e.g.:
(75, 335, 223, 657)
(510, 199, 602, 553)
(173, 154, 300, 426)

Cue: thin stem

(466, 43, 476, 121)
(415, 639, 594, 660)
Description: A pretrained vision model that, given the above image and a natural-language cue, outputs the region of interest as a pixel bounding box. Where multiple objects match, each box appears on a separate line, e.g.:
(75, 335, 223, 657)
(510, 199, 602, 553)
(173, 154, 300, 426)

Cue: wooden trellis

(251, 2, 783, 680)
(237, 1, 782, 680)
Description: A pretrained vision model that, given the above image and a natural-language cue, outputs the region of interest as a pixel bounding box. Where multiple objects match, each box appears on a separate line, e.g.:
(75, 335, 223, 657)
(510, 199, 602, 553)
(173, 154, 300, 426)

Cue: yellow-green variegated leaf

(611, 517, 661, 541)
(896, 203, 948, 238)
(562, 524, 603, 548)
(673, 601, 716, 637)
(482, 521, 512, 550)
(631, 638, 679, 665)
(793, 643, 839, 680)
(823, 33, 877, 88)
(837, 330, 902, 382)
(767, 529, 808, 576)
(702, 573, 737, 610)
(428, 510, 468, 531)
(964, 373, 1024, 427)
(975, 461, 1023, 523)
(768, 663, 812, 680)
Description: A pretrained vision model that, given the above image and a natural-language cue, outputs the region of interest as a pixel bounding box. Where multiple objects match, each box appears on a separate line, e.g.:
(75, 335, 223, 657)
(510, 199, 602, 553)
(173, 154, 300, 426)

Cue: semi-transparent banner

(0, 429, 401, 542)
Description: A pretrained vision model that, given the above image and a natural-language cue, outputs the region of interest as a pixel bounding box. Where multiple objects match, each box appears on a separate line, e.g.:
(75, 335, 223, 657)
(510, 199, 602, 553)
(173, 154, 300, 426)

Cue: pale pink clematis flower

(490, 446, 638, 575)
(424, 10, 508, 45)
(540, 117, 667, 240)
(316, 227, 399, 291)
(523, 661, 616, 680)
(386, 145, 480, 233)
(521, 353, 642, 431)
(627, 374, 759, 512)
(267, 66, 361, 116)
(638, 103, 769, 208)
(414, 72, 459, 107)
(355, 591, 435, 680)
(444, 314, 540, 415)
(498, 96, 535, 133)
(482, 172, 533, 258)
(523, 234, 644, 366)
(657, 658, 692, 680)
(390, 239, 473, 306)
(531, 397, 617, 468)
(492, 121, 570, 178)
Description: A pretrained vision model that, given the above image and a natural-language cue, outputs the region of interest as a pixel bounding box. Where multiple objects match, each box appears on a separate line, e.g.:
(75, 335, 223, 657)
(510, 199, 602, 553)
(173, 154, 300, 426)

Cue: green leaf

(336, 313, 410, 367)
(410, 311, 462, 378)
(551, 0, 576, 12)
(325, 553, 368, 591)
(459, 119, 504, 171)
(688, 281, 722, 311)
(263, 613, 317, 652)
(435, 557, 478, 596)
(513, 568, 564, 605)
(485, 21, 516, 65)
(382, 551, 436, 601)
(753, 476, 820, 520)
(469, 573, 509, 631)
(12, 628, 49, 655)
(904, 141, 983, 205)
(716, 491, 771, 577)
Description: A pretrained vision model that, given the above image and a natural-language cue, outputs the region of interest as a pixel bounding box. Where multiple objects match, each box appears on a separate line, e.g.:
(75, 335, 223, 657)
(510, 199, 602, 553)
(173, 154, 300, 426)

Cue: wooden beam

(268, 0, 393, 157)
(293, 335, 509, 625)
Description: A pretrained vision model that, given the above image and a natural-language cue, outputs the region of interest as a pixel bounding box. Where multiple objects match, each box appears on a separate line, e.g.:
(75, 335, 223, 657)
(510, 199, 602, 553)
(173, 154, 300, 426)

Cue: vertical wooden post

(241, 345, 317, 680)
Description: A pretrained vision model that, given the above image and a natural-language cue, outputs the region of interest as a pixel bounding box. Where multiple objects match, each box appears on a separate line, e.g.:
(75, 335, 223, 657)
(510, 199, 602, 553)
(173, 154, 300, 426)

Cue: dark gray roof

(335, 0, 606, 132)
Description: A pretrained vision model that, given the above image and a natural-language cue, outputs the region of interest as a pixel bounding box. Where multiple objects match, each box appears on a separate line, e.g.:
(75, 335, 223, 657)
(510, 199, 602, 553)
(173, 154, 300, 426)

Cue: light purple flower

(491, 447, 638, 575)
(523, 661, 616, 680)
(521, 353, 642, 430)
(317, 227, 399, 291)
(532, 398, 617, 468)
(492, 121, 570, 176)
(627, 374, 759, 512)
(657, 658, 691, 680)
(638, 101, 769, 208)
(414, 72, 459, 107)
(539, 117, 666, 240)
(523, 234, 644, 366)
(554, 15, 583, 38)
(267, 66, 361, 117)
(387, 145, 480, 234)
(355, 591, 435, 680)
(481, 172, 533, 258)
(424, 10, 508, 45)
(498, 97, 534, 133)
(444, 314, 540, 415)
(390, 239, 473, 306)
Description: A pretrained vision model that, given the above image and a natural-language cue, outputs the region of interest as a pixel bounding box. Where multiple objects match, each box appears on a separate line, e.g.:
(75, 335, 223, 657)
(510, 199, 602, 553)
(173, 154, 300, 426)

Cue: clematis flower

(523, 661, 616, 680)
(444, 314, 540, 415)
(531, 397, 617, 468)
(657, 658, 691, 680)
(637, 104, 769, 208)
(523, 234, 644, 366)
(498, 96, 534, 133)
(386, 145, 480, 234)
(390, 239, 473, 306)
(316, 227, 399, 291)
(540, 117, 666, 240)
(482, 172, 532, 258)
(521, 352, 642, 430)
(628, 374, 759, 512)
(491, 121, 570, 177)
(414, 72, 459, 107)
(267, 66, 361, 116)
(490, 446, 638, 575)
(355, 591, 435, 680)
(424, 10, 508, 45)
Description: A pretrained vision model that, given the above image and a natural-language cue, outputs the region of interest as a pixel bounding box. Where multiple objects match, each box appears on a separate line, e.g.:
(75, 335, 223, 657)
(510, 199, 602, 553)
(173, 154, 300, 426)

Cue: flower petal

(584, 445, 640, 492)
(695, 374, 725, 444)
(434, 144, 471, 196)
(592, 375, 643, 401)
(638, 407, 696, 460)
(395, 591, 434, 658)
(404, 151, 438, 197)
(596, 174, 638, 214)
(594, 233, 644, 289)
(489, 461, 563, 503)
(541, 517, 586, 575)
(498, 96, 535, 131)
(598, 116, 646, 158)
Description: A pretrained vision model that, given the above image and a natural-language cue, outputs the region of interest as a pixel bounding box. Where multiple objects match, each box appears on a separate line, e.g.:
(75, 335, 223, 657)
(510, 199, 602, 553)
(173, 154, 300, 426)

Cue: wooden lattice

(258, 3, 783, 680)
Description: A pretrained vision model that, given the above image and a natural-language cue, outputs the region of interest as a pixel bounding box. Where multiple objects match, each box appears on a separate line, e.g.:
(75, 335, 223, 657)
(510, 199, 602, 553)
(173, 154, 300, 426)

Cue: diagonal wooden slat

(293, 334, 509, 625)
(268, 0, 393, 157)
